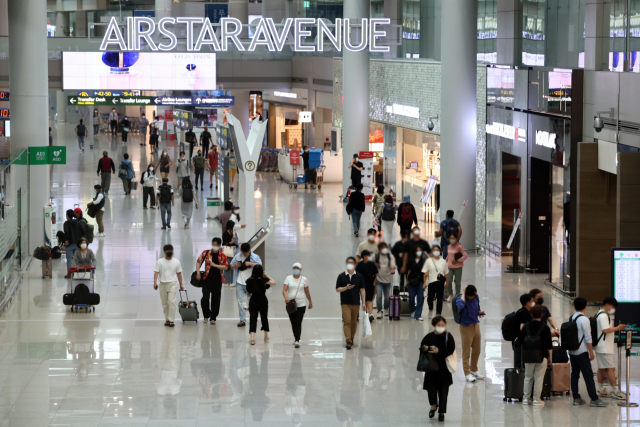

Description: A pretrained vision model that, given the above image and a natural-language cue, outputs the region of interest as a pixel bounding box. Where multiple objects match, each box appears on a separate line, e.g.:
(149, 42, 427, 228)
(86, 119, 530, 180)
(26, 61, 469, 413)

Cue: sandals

(164, 321, 170, 327)
(237, 321, 245, 327)
(169, 322, 175, 327)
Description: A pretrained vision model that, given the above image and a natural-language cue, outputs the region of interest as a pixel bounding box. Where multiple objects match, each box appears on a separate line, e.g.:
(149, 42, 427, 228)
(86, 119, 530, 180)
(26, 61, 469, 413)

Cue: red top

(197, 250, 228, 282)
(207, 150, 218, 169)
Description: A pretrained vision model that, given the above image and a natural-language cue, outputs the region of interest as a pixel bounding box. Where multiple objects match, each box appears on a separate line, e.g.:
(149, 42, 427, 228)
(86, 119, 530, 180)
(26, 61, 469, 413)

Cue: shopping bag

(362, 312, 372, 338)
(417, 350, 439, 373)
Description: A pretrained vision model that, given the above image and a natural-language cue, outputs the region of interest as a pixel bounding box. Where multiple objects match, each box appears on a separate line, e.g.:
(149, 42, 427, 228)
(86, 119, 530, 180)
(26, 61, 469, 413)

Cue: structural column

(8, 0, 51, 253)
(419, 0, 441, 60)
(55, 0, 69, 37)
(230, 90, 251, 141)
(155, 0, 173, 19)
(262, 0, 287, 23)
(56, 91, 66, 123)
(342, 0, 370, 195)
(440, 0, 477, 249)
(584, 0, 608, 71)
(496, 0, 522, 66)
(75, 10, 88, 37)
(229, 0, 249, 39)
(383, 0, 402, 59)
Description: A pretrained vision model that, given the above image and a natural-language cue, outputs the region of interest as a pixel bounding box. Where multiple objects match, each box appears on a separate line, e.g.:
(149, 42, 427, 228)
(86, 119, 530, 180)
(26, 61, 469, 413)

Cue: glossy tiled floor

(0, 123, 638, 426)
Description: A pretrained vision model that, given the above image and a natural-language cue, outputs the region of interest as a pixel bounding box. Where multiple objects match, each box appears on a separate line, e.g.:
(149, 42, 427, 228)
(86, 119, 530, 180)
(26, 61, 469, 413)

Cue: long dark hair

(245, 265, 264, 293)
(251, 264, 264, 280)
(182, 177, 193, 189)
(232, 208, 241, 222)
(226, 220, 235, 232)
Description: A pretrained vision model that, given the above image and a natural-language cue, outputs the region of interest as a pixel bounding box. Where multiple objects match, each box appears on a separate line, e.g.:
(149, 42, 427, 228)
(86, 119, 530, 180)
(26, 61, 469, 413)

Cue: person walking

(96, 151, 115, 195)
(185, 128, 197, 160)
(118, 153, 135, 195)
(246, 265, 275, 345)
(63, 209, 82, 273)
(200, 125, 213, 159)
(420, 316, 456, 422)
(153, 244, 184, 327)
(149, 118, 159, 154)
(445, 233, 467, 297)
(193, 149, 206, 190)
(435, 210, 462, 259)
(157, 178, 174, 230)
(512, 294, 534, 369)
(356, 228, 379, 262)
(139, 113, 149, 146)
(87, 184, 106, 237)
(72, 237, 97, 268)
(356, 250, 378, 323)
(374, 242, 395, 319)
(75, 119, 88, 151)
(222, 220, 238, 285)
(108, 108, 118, 136)
(516, 305, 553, 406)
(228, 148, 238, 192)
(156, 150, 173, 180)
(392, 230, 410, 291)
(196, 238, 229, 325)
(219, 201, 234, 233)
(456, 285, 485, 382)
(347, 184, 366, 237)
(141, 164, 157, 209)
(379, 195, 397, 246)
(229, 206, 245, 237)
(348, 154, 364, 188)
(335, 257, 366, 350)
(422, 245, 449, 318)
(175, 152, 190, 189)
(397, 195, 418, 235)
(93, 109, 100, 135)
(283, 263, 313, 348)
(372, 185, 386, 235)
(178, 177, 198, 228)
(406, 246, 427, 321)
(230, 243, 263, 327)
(120, 116, 131, 142)
(206, 145, 219, 189)
(301, 147, 310, 188)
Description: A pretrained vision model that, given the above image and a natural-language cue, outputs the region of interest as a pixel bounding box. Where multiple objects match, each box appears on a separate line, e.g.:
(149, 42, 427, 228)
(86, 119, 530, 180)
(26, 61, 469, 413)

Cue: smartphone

(429, 345, 436, 351)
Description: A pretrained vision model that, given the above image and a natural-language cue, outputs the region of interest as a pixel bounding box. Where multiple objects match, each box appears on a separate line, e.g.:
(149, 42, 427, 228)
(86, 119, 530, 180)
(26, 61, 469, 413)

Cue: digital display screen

(612, 249, 640, 302)
(0, 109, 9, 119)
(487, 67, 515, 107)
(62, 52, 217, 91)
(0, 92, 9, 100)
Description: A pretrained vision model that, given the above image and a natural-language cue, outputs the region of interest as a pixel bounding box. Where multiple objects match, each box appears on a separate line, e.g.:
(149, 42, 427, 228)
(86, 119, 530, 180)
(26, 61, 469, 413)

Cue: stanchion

(618, 331, 638, 407)
(618, 330, 624, 395)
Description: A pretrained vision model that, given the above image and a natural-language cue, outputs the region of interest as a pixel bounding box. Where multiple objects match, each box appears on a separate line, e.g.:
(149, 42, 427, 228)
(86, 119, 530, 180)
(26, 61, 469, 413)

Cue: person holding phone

(456, 285, 485, 382)
(335, 257, 366, 350)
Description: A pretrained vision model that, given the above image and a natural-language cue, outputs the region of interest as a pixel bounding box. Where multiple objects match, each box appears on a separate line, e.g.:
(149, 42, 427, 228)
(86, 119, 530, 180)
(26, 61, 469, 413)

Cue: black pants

(189, 143, 194, 160)
(427, 280, 444, 314)
(249, 301, 269, 333)
(426, 382, 450, 413)
(201, 274, 222, 320)
(122, 131, 128, 142)
(110, 120, 117, 135)
(399, 223, 412, 235)
(203, 144, 209, 159)
(194, 167, 204, 188)
(570, 352, 598, 401)
(143, 186, 156, 208)
(288, 306, 306, 341)
(513, 341, 522, 369)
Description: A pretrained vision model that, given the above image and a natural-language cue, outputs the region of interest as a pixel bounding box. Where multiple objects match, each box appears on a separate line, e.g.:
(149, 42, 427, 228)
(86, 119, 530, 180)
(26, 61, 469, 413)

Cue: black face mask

(198, 153, 202, 156)
(537, 298, 544, 305)
(165, 252, 173, 258)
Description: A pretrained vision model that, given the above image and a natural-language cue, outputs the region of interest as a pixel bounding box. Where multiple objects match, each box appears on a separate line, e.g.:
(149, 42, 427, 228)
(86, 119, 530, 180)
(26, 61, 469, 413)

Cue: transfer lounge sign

(29, 147, 67, 165)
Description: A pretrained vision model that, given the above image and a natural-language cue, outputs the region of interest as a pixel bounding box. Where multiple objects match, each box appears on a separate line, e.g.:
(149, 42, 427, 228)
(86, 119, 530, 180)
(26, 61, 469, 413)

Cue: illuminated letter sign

(535, 130, 557, 148)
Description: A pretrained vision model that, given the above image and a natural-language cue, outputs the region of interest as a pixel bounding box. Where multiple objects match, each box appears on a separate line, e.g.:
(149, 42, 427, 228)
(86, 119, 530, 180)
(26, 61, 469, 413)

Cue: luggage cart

(315, 166, 326, 190)
(289, 164, 299, 189)
(68, 267, 96, 313)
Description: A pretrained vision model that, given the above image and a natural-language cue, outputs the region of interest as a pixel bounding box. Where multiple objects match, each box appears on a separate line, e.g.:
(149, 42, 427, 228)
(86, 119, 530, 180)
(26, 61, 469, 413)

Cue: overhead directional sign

(68, 95, 235, 107)
(173, 109, 193, 130)
(68, 95, 154, 106)
(78, 90, 141, 97)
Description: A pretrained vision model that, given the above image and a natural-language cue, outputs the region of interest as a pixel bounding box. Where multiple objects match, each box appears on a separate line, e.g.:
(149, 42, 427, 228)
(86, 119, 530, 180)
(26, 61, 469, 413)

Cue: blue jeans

(570, 352, 598, 401)
(376, 282, 391, 313)
(352, 209, 363, 232)
(78, 135, 85, 149)
(160, 203, 172, 228)
(408, 281, 424, 319)
(236, 283, 247, 323)
(66, 243, 78, 272)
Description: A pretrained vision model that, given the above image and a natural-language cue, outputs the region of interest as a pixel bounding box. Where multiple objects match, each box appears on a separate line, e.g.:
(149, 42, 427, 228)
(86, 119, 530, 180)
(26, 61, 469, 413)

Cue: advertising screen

(63, 52, 216, 91)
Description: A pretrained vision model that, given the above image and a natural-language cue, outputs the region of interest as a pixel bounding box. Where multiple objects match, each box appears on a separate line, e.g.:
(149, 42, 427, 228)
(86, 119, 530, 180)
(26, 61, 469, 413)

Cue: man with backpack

(564, 297, 608, 407)
(455, 285, 485, 382)
(157, 178, 175, 230)
(87, 184, 106, 237)
(176, 152, 190, 189)
(63, 209, 83, 273)
(379, 195, 396, 245)
(515, 305, 553, 406)
(506, 294, 534, 369)
(396, 195, 417, 235)
(193, 149, 206, 190)
(96, 151, 115, 195)
(75, 119, 88, 151)
(595, 297, 627, 399)
(435, 210, 462, 259)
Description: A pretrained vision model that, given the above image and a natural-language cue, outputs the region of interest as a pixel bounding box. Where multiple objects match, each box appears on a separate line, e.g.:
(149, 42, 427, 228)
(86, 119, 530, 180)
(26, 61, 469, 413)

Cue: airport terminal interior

(1, 0, 640, 426)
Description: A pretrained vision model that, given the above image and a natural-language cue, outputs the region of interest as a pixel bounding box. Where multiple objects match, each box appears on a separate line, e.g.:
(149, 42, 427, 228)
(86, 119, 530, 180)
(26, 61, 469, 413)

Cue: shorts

(160, 167, 170, 174)
(365, 285, 375, 302)
(229, 169, 237, 178)
(210, 168, 218, 177)
(140, 128, 147, 135)
(596, 352, 615, 369)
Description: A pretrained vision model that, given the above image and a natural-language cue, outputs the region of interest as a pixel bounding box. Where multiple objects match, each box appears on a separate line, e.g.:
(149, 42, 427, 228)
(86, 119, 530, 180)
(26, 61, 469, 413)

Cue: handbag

(417, 349, 439, 373)
(222, 245, 234, 258)
(429, 259, 446, 284)
(444, 333, 457, 373)
(118, 161, 129, 176)
(190, 271, 204, 288)
(286, 277, 302, 314)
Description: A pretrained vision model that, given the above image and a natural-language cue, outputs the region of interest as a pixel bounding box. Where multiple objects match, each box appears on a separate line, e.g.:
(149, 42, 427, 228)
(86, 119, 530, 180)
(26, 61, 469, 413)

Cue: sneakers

(294, 341, 300, 348)
(612, 390, 626, 400)
(203, 318, 208, 323)
(471, 371, 484, 380)
(95, 233, 105, 237)
(532, 399, 544, 407)
(376, 312, 383, 319)
(597, 389, 612, 398)
(346, 340, 353, 350)
(417, 317, 424, 321)
(369, 315, 374, 323)
(573, 397, 587, 406)
(447, 295, 452, 302)
(465, 374, 476, 382)
(590, 399, 609, 407)
(522, 397, 531, 405)
(428, 310, 433, 319)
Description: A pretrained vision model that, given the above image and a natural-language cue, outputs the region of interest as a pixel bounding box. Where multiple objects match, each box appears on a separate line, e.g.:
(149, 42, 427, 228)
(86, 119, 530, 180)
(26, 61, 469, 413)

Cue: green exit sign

(303, 1, 310, 7)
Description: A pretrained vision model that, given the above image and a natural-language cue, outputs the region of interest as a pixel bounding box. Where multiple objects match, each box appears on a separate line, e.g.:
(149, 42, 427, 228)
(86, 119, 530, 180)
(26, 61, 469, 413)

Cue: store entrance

(501, 153, 521, 254)
(530, 157, 551, 273)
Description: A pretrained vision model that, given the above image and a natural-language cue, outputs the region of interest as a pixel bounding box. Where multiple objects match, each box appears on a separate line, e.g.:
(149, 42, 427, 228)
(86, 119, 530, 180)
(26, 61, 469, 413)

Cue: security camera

(593, 115, 604, 133)
(428, 120, 435, 131)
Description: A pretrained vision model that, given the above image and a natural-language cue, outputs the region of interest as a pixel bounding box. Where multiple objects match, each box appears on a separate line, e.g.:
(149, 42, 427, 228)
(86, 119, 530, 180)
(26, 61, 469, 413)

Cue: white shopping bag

(362, 311, 372, 339)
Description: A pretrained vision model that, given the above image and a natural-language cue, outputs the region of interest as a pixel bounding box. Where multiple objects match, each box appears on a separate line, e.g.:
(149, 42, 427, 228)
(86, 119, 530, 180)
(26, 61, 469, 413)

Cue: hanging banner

(420, 175, 438, 204)
(506, 212, 523, 250)
(359, 151, 374, 200)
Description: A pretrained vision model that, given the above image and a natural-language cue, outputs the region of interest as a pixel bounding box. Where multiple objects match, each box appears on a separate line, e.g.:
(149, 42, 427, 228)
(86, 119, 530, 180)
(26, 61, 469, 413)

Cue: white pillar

(9, 0, 51, 253)
(342, 0, 370, 195)
(56, 90, 66, 122)
(155, 0, 173, 19)
(230, 90, 251, 141)
(75, 10, 87, 37)
(229, 0, 249, 39)
(440, 0, 476, 249)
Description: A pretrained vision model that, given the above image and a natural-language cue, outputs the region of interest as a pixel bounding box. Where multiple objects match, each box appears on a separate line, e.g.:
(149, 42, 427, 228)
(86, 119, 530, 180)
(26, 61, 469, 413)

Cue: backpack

(381, 204, 395, 221)
(182, 187, 194, 203)
(560, 313, 584, 351)
(77, 124, 86, 135)
(501, 309, 523, 342)
(159, 185, 172, 203)
(73, 283, 91, 305)
(443, 219, 460, 243)
(375, 252, 391, 265)
(33, 246, 51, 261)
(522, 322, 546, 364)
(451, 294, 477, 324)
(77, 219, 88, 239)
(400, 204, 413, 223)
(590, 311, 609, 347)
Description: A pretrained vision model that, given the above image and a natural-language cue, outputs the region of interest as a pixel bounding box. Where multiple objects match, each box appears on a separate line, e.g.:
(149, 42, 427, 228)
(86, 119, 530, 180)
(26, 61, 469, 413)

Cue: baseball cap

(73, 208, 82, 214)
(292, 262, 302, 269)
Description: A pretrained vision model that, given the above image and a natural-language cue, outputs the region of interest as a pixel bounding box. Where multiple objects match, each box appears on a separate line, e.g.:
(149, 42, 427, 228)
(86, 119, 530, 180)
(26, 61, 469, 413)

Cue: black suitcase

(63, 293, 75, 305)
(540, 365, 552, 399)
(88, 293, 100, 305)
(178, 290, 199, 323)
(504, 367, 525, 402)
(552, 346, 569, 363)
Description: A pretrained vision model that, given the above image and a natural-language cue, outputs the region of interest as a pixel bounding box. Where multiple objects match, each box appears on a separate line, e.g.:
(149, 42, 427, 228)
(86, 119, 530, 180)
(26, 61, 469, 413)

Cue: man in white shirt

(595, 297, 627, 399)
(87, 184, 106, 237)
(153, 244, 184, 327)
(230, 242, 262, 327)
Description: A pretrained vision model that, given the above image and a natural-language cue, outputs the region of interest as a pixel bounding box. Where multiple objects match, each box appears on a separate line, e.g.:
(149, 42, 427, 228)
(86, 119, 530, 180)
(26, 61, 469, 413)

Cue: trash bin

(206, 197, 222, 220)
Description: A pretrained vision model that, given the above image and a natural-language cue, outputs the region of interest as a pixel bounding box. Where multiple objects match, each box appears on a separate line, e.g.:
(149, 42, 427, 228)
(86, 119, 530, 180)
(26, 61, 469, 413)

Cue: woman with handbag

(118, 153, 135, 195)
(283, 262, 313, 348)
(420, 316, 456, 422)
(245, 265, 275, 345)
(196, 237, 229, 324)
(422, 245, 450, 318)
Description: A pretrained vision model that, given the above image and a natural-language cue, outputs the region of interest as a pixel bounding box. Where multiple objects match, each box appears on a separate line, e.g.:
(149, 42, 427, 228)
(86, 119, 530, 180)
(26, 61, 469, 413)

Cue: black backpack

(159, 185, 172, 203)
(560, 313, 584, 351)
(77, 124, 86, 135)
(73, 283, 91, 305)
(522, 322, 546, 363)
(33, 246, 51, 261)
(443, 219, 460, 243)
(501, 310, 522, 342)
(381, 204, 395, 221)
(182, 187, 194, 203)
(590, 311, 609, 347)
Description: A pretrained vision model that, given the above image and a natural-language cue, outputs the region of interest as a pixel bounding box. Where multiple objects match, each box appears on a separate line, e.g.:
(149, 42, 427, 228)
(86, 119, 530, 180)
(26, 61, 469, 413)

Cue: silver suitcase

(178, 290, 199, 323)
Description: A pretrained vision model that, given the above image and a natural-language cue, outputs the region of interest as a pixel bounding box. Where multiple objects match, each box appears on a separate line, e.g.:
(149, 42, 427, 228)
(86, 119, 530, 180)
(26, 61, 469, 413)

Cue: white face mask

(608, 308, 616, 315)
(80, 243, 87, 249)
(149, 167, 154, 172)
(450, 240, 457, 245)
(416, 251, 422, 257)
(432, 251, 441, 257)
(212, 246, 220, 252)
(435, 326, 445, 334)
(531, 302, 536, 307)
(293, 269, 301, 275)
(346, 263, 355, 271)
(233, 210, 239, 215)
(381, 248, 389, 255)
(413, 230, 420, 236)
(368, 235, 375, 242)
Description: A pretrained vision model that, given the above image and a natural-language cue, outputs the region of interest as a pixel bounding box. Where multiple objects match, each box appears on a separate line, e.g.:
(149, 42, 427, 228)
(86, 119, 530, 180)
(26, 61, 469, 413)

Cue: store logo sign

(273, 91, 297, 99)
(535, 130, 557, 149)
(486, 122, 526, 142)
(299, 111, 312, 123)
(386, 104, 419, 119)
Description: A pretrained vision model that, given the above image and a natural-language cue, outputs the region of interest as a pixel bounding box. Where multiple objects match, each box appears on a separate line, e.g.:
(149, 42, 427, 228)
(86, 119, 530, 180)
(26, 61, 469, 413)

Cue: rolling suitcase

(178, 290, 199, 323)
(551, 362, 571, 395)
(539, 365, 552, 400)
(389, 295, 401, 320)
(399, 291, 411, 316)
(552, 346, 569, 363)
(504, 367, 525, 402)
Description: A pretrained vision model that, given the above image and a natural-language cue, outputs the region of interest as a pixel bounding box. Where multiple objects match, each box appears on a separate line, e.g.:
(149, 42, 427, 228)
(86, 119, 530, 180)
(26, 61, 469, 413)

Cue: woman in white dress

(283, 262, 313, 348)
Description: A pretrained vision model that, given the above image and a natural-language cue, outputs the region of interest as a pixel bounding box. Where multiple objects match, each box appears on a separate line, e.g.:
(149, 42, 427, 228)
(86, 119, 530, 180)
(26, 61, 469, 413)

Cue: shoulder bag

(430, 258, 447, 284)
(444, 333, 457, 373)
(417, 349, 439, 373)
(222, 245, 234, 258)
(119, 161, 129, 176)
(286, 277, 302, 314)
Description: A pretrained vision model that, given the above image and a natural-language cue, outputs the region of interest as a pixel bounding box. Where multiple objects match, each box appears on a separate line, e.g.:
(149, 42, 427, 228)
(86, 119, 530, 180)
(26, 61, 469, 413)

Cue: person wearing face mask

(396, 195, 418, 235)
(422, 245, 450, 318)
(594, 297, 627, 400)
(529, 288, 559, 336)
(141, 164, 157, 209)
(335, 257, 366, 350)
(120, 116, 130, 142)
(87, 184, 106, 237)
(178, 177, 198, 228)
(283, 263, 313, 348)
(153, 244, 184, 327)
(118, 153, 135, 195)
(348, 153, 364, 188)
(156, 150, 173, 180)
(347, 184, 366, 237)
(402, 226, 431, 275)
(229, 206, 246, 238)
(406, 244, 428, 321)
(356, 228, 379, 262)
(185, 128, 197, 160)
(93, 109, 100, 135)
(108, 108, 118, 136)
(511, 294, 534, 369)
(230, 243, 263, 327)
(372, 185, 386, 235)
(392, 230, 411, 291)
(374, 242, 396, 319)
(149, 118, 159, 154)
(196, 238, 229, 325)
(456, 285, 486, 382)
(176, 151, 190, 189)
(356, 250, 379, 323)
(139, 113, 149, 146)
(192, 149, 206, 190)
(435, 210, 461, 259)
(420, 316, 456, 422)
(157, 178, 175, 230)
(379, 195, 397, 245)
(200, 125, 213, 158)
(96, 151, 115, 195)
(228, 148, 238, 191)
(72, 237, 96, 268)
(445, 233, 467, 298)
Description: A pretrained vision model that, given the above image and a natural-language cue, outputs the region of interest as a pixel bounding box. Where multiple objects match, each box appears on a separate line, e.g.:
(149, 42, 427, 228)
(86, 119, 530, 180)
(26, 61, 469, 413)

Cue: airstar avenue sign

(100, 16, 391, 53)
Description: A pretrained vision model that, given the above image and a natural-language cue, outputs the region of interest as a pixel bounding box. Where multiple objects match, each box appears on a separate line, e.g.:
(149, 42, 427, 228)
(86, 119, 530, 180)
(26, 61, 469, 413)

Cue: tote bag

(445, 333, 458, 373)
